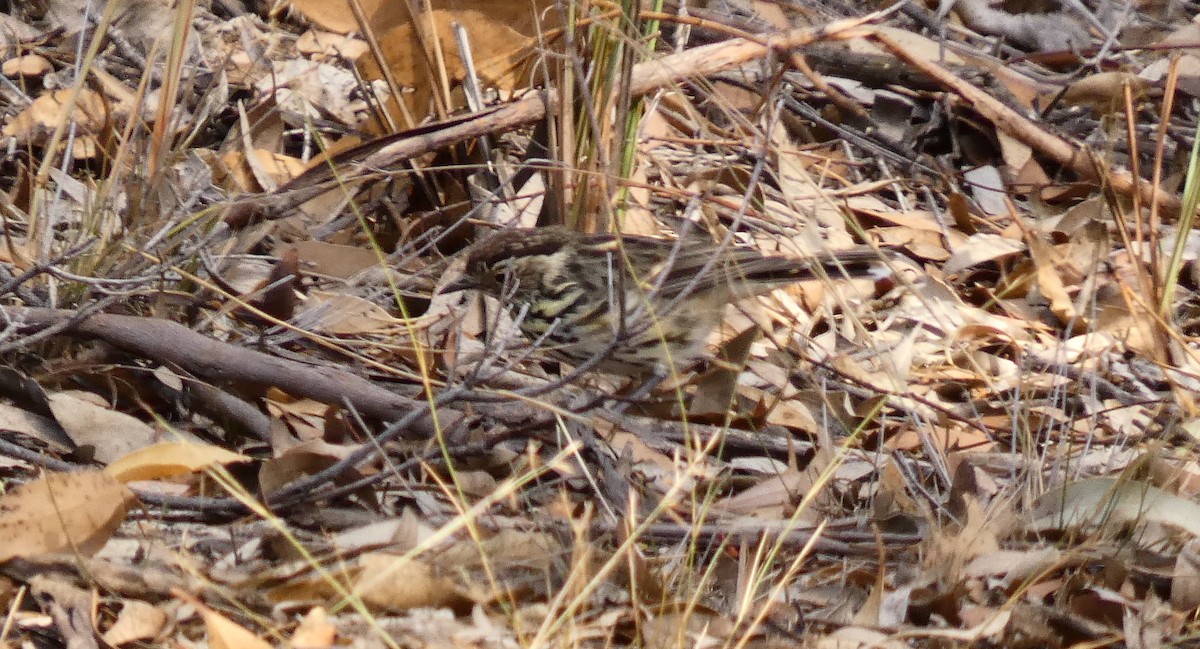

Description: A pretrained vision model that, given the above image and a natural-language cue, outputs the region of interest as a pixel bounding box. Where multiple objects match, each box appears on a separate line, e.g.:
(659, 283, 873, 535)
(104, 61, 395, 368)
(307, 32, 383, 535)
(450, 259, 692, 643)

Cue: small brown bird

(442, 226, 886, 376)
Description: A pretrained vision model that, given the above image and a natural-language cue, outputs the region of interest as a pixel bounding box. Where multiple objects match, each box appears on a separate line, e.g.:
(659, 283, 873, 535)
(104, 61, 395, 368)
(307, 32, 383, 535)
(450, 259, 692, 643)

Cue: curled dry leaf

(290, 606, 337, 649)
(1, 54, 52, 77)
(46, 390, 163, 464)
(331, 508, 433, 555)
(1060, 71, 1148, 114)
(815, 626, 909, 649)
(292, 240, 382, 279)
(714, 470, 818, 522)
(173, 589, 273, 649)
(0, 470, 135, 562)
(963, 547, 1061, 588)
(1031, 477, 1200, 537)
(1, 88, 110, 145)
(259, 439, 360, 497)
(104, 441, 252, 484)
(924, 497, 1005, 586)
(432, 529, 568, 605)
(942, 233, 1026, 275)
(962, 165, 1007, 216)
(298, 292, 399, 335)
(689, 325, 760, 417)
(353, 553, 471, 612)
(101, 599, 169, 647)
(641, 608, 737, 649)
(0, 402, 72, 451)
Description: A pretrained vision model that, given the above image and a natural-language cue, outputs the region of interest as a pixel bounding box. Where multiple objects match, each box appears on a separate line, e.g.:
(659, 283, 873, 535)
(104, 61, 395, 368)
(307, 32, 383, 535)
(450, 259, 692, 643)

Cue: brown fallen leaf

(355, 0, 561, 126)
(173, 589, 273, 649)
(46, 390, 162, 464)
(259, 439, 360, 498)
(104, 441, 251, 484)
(1, 88, 110, 145)
(1059, 71, 1147, 114)
(290, 606, 337, 649)
(101, 598, 169, 647)
(0, 470, 136, 562)
(1, 54, 52, 78)
(1031, 477, 1200, 537)
(290, 0, 397, 34)
(352, 553, 471, 612)
(815, 627, 909, 649)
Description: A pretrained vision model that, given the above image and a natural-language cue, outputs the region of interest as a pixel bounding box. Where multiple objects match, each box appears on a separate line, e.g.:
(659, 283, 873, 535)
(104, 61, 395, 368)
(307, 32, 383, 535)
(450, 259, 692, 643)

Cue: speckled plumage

(450, 226, 883, 375)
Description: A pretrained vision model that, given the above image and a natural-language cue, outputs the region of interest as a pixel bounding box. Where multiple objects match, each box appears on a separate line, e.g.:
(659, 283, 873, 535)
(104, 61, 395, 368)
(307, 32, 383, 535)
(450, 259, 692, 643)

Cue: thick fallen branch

(872, 29, 1181, 217)
(7, 307, 462, 438)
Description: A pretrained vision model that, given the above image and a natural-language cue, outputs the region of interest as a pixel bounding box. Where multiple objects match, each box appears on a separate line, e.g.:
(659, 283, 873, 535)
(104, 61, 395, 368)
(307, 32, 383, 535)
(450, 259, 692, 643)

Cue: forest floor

(0, 0, 1199, 647)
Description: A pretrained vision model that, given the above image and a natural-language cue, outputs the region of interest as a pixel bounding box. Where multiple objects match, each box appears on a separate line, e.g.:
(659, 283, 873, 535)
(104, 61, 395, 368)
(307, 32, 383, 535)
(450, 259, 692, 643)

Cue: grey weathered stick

(7, 307, 461, 438)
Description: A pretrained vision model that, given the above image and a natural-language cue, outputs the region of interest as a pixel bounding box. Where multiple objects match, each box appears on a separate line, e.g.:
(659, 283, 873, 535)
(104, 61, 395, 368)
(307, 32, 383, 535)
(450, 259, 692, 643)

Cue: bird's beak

(437, 277, 476, 295)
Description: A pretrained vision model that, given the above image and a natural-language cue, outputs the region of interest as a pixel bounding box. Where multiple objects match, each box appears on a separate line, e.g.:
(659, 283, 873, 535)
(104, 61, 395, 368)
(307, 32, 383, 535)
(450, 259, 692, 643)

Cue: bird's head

(440, 227, 575, 302)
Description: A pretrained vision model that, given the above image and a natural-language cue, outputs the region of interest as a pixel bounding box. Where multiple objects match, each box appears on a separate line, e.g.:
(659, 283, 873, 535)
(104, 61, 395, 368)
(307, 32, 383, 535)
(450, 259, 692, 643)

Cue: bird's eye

(492, 268, 507, 286)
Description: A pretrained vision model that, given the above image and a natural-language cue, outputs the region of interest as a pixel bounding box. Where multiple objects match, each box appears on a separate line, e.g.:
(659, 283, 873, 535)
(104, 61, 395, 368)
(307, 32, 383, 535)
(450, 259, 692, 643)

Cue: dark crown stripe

(469, 228, 599, 266)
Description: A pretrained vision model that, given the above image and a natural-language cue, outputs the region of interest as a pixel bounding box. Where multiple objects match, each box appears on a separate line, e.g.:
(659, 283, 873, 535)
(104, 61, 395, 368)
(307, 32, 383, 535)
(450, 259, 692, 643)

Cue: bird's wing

(646, 244, 883, 300)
